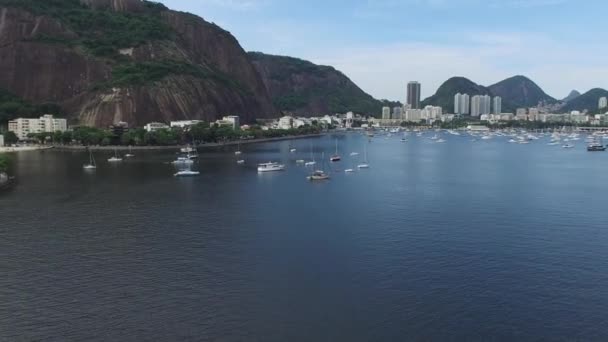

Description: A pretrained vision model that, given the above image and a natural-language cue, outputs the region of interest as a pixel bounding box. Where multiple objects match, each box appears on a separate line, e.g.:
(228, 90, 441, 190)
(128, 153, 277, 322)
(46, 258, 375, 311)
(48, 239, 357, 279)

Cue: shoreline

(51, 133, 325, 152)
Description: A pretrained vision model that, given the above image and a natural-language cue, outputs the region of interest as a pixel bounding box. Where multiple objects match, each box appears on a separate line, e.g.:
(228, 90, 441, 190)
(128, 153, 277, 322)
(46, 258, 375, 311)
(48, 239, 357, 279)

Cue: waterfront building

(8, 114, 67, 140)
(382, 107, 391, 120)
(170, 120, 203, 128)
(144, 122, 169, 132)
(392, 107, 403, 120)
(454, 93, 470, 115)
(493, 96, 502, 115)
(470, 95, 491, 117)
(404, 109, 422, 122)
(407, 81, 421, 109)
(278, 116, 294, 130)
(599, 97, 608, 109)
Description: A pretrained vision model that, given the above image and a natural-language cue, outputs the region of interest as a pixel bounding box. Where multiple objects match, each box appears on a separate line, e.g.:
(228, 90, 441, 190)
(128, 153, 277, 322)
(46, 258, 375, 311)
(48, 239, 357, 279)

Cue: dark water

(2, 132, 608, 341)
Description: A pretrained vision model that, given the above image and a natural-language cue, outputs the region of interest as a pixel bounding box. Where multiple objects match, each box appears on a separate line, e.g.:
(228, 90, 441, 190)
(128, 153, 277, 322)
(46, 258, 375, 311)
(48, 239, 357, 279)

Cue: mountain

(248, 52, 399, 117)
(0, 0, 276, 127)
(421, 77, 491, 111)
(488, 75, 556, 109)
(561, 88, 608, 113)
(562, 90, 581, 103)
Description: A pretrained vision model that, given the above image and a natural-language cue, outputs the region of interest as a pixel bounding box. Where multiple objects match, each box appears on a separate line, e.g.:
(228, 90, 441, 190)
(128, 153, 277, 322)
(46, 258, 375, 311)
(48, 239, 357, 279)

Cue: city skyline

(161, 0, 608, 102)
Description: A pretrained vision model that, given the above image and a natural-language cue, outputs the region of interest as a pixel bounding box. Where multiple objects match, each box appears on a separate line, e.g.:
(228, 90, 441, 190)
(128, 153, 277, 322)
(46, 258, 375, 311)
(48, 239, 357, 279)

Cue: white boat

(296, 159, 305, 164)
(235, 142, 242, 155)
(172, 156, 194, 165)
(174, 170, 200, 177)
(305, 142, 316, 166)
(508, 139, 517, 143)
(357, 143, 370, 169)
(187, 152, 198, 160)
(350, 152, 359, 156)
(430, 135, 439, 140)
(83, 150, 97, 170)
(330, 139, 341, 162)
(290, 148, 297, 153)
(258, 162, 285, 172)
(181, 146, 196, 153)
(481, 135, 492, 140)
(125, 146, 135, 158)
(436, 139, 446, 143)
(562, 144, 575, 149)
(237, 160, 245, 165)
(344, 168, 354, 173)
(307, 170, 330, 180)
(108, 149, 123, 162)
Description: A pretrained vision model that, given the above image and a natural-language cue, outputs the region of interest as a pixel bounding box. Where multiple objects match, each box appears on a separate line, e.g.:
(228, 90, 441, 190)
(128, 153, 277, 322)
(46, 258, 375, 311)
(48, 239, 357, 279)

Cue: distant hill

(249, 52, 400, 117)
(561, 88, 608, 113)
(421, 77, 491, 111)
(488, 75, 556, 109)
(562, 90, 581, 103)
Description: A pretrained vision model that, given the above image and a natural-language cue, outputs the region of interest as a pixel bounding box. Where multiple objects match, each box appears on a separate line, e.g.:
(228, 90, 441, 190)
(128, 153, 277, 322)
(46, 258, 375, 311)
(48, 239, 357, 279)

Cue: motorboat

(344, 168, 354, 173)
(174, 170, 200, 177)
(257, 162, 285, 172)
(108, 149, 123, 163)
(307, 170, 330, 181)
(172, 156, 194, 165)
(237, 159, 245, 164)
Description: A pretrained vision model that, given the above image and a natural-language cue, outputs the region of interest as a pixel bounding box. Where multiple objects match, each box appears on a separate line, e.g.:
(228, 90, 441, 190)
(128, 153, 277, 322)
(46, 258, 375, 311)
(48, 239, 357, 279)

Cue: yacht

(307, 170, 330, 181)
(107, 149, 123, 163)
(344, 168, 354, 173)
(350, 152, 360, 157)
(330, 139, 341, 162)
(237, 159, 245, 164)
(257, 162, 285, 172)
(125, 146, 135, 158)
(172, 156, 194, 165)
(357, 143, 370, 169)
(587, 140, 606, 152)
(174, 170, 200, 177)
(83, 150, 97, 170)
(305, 142, 316, 166)
(235, 142, 242, 155)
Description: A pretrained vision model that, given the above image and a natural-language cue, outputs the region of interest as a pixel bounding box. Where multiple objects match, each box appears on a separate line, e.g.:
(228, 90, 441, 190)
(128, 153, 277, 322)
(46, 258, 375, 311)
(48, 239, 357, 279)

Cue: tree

(3, 131, 18, 145)
(0, 154, 8, 173)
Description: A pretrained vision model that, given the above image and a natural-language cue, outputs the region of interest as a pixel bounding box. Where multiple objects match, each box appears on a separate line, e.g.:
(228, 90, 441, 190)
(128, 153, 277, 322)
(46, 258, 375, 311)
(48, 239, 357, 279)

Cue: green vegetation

(3, 131, 18, 145)
(28, 123, 322, 147)
(1, 0, 172, 58)
(561, 88, 608, 113)
(0, 154, 8, 173)
(0, 89, 63, 124)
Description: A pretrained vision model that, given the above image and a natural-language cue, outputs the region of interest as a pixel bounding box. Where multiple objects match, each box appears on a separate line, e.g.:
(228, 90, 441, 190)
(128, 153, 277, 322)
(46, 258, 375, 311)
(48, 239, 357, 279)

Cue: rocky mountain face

(488, 75, 556, 109)
(562, 90, 581, 103)
(0, 0, 276, 127)
(561, 88, 608, 113)
(249, 52, 399, 117)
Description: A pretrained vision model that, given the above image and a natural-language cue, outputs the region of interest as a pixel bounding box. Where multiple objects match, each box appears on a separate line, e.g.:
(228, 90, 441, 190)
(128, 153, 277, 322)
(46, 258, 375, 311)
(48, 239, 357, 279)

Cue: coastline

(51, 133, 325, 152)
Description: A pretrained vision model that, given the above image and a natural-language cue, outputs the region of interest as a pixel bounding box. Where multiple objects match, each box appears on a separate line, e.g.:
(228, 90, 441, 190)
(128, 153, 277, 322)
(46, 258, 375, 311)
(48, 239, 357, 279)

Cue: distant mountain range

(249, 52, 400, 117)
(561, 88, 608, 114)
(562, 90, 581, 102)
(422, 75, 555, 113)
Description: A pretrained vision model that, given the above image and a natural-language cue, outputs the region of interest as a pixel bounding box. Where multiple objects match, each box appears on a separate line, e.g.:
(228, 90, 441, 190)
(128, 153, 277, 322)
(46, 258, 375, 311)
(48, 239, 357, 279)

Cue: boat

(125, 146, 135, 158)
(181, 146, 196, 153)
(172, 156, 194, 165)
(305, 142, 316, 166)
(562, 144, 575, 149)
(237, 159, 245, 164)
(350, 152, 360, 157)
(330, 139, 341, 162)
(107, 148, 123, 163)
(307, 170, 330, 180)
(235, 142, 242, 155)
(174, 170, 200, 177)
(436, 139, 446, 143)
(290, 148, 297, 153)
(257, 162, 285, 172)
(344, 168, 354, 173)
(296, 159, 305, 164)
(357, 143, 370, 169)
(587, 139, 606, 151)
(187, 152, 198, 160)
(83, 150, 97, 170)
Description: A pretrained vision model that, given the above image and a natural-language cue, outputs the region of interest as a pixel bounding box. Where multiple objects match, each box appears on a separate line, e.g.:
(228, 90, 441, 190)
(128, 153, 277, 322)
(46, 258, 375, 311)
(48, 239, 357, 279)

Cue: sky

(160, 0, 608, 102)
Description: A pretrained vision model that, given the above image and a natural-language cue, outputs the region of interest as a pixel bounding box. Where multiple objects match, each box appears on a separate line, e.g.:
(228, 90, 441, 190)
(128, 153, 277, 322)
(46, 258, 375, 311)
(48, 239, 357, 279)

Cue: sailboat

(308, 152, 330, 181)
(125, 146, 135, 158)
(305, 142, 316, 166)
(235, 141, 242, 155)
(83, 149, 97, 170)
(357, 143, 370, 169)
(330, 139, 341, 162)
(107, 148, 123, 162)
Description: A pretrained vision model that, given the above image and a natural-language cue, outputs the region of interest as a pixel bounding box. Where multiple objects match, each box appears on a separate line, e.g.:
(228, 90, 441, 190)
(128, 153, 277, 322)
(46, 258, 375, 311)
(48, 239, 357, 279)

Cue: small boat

(174, 170, 200, 177)
(357, 143, 370, 169)
(172, 156, 194, 165)
(125, 146, 135, 158)
(350, 152, 359, 156)
(296, 159, 305, 164)
(181, 146, 196, 153)
(187, 152, 198, 160)
(290, 148, 297, 153)
(108, 148, 123, 163)
(587, 141, 606, 152)
(562, 144, 575, 149)
(344, 168, 354, 173)
(509, 139, 517, 143)
(306, 142, 316, 166)
(83, 150, 97, 170)
(307, 170, 330, 181)
(330, 139, 341, 162)
(257, 162, 285, 172)
(237, 159, 245, 164)
(436, 139, 446, 143)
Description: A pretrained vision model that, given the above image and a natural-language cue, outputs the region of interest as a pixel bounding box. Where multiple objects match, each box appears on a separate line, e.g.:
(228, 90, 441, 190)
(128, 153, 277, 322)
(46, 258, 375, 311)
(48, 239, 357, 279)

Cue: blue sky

(161, 0, 608, 102)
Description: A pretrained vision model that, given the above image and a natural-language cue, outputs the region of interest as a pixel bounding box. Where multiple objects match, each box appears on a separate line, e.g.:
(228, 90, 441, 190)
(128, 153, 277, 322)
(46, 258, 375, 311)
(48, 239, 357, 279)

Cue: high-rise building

(382, 107, 391, 120)
(407, 81, 421, 109)
(392, 107, 403, 120)
(599, 97, 608, 109)
(493, 96, 502, 115)
(454, 93, 470, 115)
(481, 95, 491, 115)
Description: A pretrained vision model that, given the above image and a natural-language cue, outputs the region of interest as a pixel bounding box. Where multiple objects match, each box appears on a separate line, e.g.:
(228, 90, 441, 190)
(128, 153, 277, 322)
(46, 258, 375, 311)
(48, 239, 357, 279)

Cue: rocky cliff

(0, 0, 276, 127)
(249, 52, 399, 117)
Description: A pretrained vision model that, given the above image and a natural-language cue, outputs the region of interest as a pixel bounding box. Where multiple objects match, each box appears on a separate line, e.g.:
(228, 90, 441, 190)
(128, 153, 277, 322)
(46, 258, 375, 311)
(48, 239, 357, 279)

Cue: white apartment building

(170, 120, 203, 128)
(278, 116, 294, 129)
(8, 114, 67, 140)
(599, 97, 608, 109)
(493, 96, 502, 115)
(454, 93, 470, 115)
(382, 107, 391, 120)
(144, 122, 170, 132)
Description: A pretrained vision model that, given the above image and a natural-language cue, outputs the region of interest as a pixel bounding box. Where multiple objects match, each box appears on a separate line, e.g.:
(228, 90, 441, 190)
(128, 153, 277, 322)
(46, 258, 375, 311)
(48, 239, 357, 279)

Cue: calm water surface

(2, 132, 608, 341)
